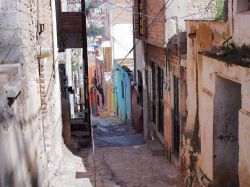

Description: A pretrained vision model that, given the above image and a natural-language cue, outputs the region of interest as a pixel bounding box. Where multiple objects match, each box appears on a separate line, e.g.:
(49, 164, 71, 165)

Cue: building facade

(133, 0, 250, 186)
(0, 0, 65, 186)
(103, 0, 134, 124)
(114, 64, 133, 125)
(184, 1, 250, 186)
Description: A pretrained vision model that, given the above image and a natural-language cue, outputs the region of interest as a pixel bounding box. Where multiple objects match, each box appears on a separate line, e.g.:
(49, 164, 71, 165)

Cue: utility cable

(105, 0, 171, 79)
(104, 0, 215, 80)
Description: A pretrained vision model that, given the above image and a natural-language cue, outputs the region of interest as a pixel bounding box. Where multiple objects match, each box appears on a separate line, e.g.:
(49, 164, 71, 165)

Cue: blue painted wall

(113, 63, 132, 125)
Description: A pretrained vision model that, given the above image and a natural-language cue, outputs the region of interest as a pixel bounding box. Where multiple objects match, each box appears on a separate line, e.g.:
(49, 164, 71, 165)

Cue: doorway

(173, 76, 180, 157)
(151, 64, 156, 124)
(158, 67, 164, 135)
(213, 76, 241, 187)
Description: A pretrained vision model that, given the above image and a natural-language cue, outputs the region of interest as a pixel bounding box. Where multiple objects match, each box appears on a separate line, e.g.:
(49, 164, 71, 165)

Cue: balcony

(56, 0, 86, 51)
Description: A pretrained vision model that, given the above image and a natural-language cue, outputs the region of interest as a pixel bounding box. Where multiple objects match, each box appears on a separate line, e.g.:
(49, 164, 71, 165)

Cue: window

(237, 0, 250, 13)
(137, 70, 143, 106)
(152, 64, 156, 124)
(158, 67, 164, 135)
(173, 76, 180, 157)
(138, 0, 144, 36)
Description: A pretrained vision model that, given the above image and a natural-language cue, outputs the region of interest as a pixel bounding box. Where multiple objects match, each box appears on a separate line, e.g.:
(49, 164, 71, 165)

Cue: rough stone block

(0, 0, 18, 11)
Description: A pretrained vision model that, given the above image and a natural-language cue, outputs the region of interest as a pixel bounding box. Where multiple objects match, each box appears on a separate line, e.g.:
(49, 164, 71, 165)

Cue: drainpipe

(36, 46, 53, 59)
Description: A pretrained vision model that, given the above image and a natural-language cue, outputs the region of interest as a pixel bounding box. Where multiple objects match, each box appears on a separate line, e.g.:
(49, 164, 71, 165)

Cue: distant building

(102, 41, 116, 116)
(102, 0, 134, 123)
(114, 64, 133, 125)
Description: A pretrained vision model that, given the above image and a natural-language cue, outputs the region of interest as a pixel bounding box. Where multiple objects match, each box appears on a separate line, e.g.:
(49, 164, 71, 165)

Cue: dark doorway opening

(152, 64, 156, 124)
(158, 67, 164, 135)
(137, 70, 143, 106)
(213, 76, 241, 187)
(173, 76, 180, 157)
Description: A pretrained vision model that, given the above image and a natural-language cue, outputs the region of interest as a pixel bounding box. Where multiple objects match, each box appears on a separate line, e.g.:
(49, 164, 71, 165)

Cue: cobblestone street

(66, 117, 183, 187)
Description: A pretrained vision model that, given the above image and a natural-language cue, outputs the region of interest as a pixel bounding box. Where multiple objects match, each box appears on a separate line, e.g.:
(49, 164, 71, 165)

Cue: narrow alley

(67, 116, 182, 187)
(1, 0, 250, 186)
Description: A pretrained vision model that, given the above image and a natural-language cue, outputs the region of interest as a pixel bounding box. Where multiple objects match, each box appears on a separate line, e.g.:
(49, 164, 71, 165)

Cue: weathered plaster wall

(199, 56, 250, 187)
(232, 0, 250, 46)
(135, 39, 148, 139)
(0, 0, 64, 186)
(184, 20, 231, 186)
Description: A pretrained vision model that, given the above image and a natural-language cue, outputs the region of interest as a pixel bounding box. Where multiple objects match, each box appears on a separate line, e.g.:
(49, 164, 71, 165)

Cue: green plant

(220, 37, 237, 57)
(220, 37, 250, 59)
(71, 57, 79, 71)
(215, 0, 224, 20)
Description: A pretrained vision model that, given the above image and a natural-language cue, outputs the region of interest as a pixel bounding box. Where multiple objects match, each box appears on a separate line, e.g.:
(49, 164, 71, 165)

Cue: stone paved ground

(66, 116, 183, 187)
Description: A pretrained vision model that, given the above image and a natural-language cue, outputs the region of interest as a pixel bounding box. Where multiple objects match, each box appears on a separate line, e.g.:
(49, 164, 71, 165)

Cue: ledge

(199, 51, 250, 68)
(0, 64, 24, 98)
(238, 11, 250, 16)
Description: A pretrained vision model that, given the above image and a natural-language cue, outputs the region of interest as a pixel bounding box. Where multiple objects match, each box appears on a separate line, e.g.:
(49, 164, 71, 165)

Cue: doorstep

(147, 139, 165, 156)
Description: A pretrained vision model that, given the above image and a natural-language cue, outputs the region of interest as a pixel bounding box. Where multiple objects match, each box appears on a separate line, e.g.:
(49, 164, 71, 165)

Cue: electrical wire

(104, 0, 217, 80)
(85, 1, 216, 186)
(105, 0, 172, 80)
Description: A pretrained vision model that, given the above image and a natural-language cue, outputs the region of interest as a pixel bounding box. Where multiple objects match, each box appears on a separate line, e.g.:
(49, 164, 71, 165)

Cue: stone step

(71, 118, 90, 131)
(147, 140, 165, 156)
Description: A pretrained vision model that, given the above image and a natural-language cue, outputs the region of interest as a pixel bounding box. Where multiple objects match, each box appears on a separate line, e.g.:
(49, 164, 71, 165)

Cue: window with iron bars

(138, 0, 144, 36)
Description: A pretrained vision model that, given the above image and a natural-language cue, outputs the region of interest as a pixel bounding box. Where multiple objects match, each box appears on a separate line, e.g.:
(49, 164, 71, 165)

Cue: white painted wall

(199, 56, 250, 186)
(112, 24, 134, 60)
(165, 0, 187, 44)
(65, 49, 75, 116)
(232, 0, 250, 46)
(135, 39, 148, 139)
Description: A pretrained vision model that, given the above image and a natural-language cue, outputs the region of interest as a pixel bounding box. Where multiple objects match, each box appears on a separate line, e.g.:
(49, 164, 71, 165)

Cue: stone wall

(0, 0, 64, 186)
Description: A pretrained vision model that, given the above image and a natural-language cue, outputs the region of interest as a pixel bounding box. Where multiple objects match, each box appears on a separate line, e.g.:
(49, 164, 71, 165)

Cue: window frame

(138, 0, 144, 36)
